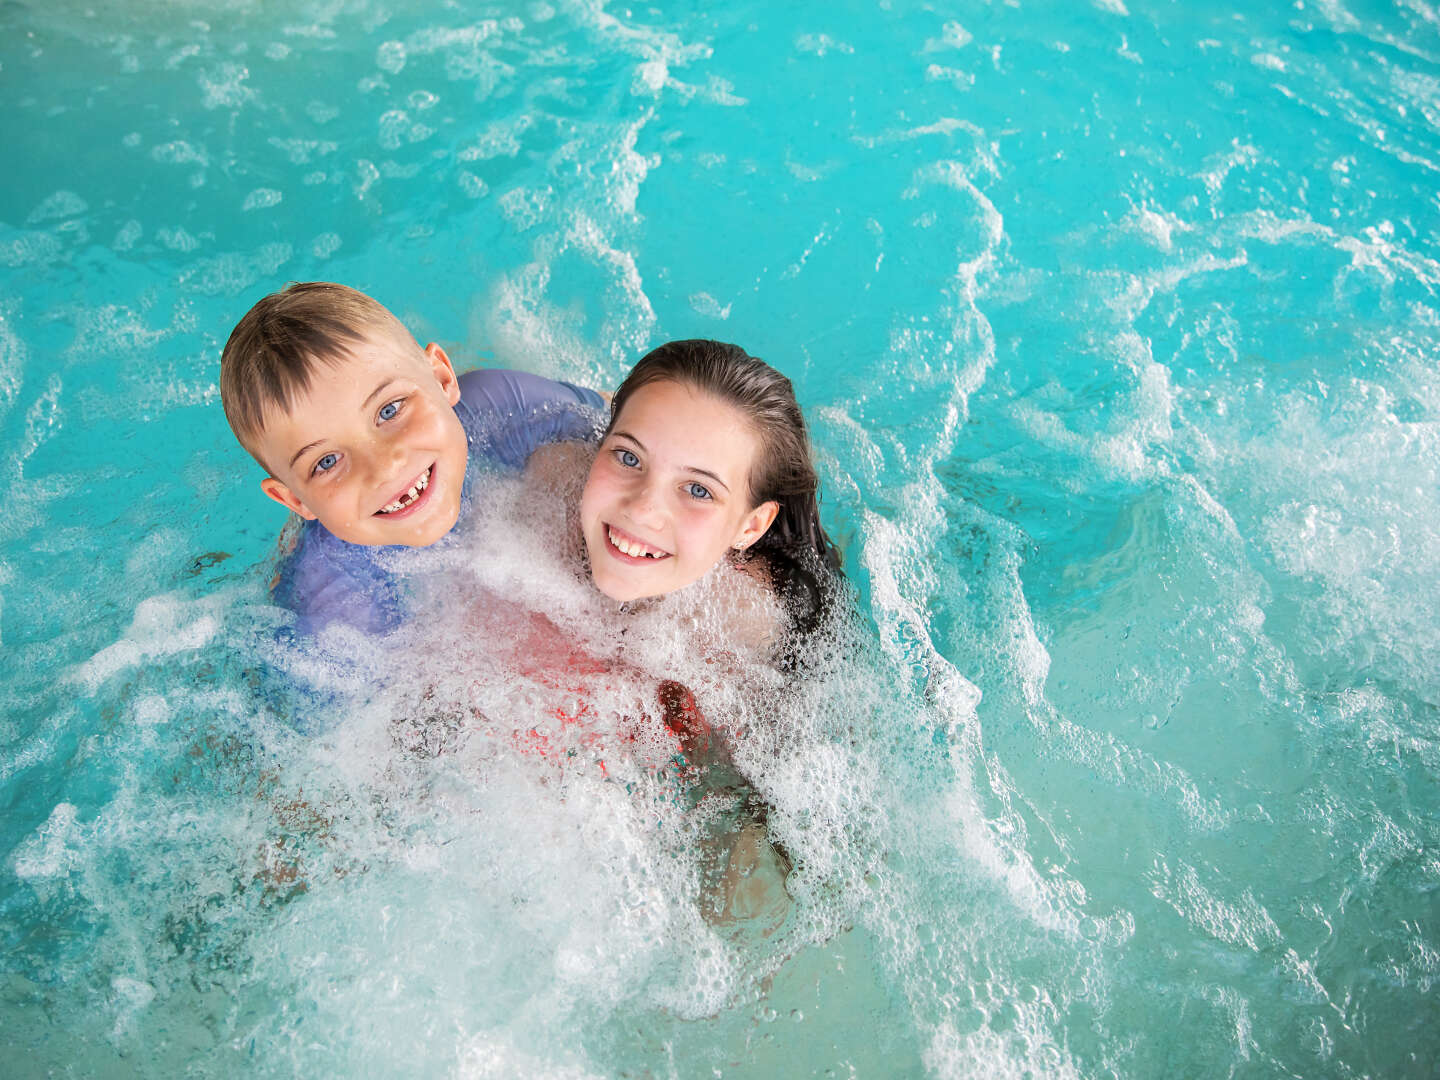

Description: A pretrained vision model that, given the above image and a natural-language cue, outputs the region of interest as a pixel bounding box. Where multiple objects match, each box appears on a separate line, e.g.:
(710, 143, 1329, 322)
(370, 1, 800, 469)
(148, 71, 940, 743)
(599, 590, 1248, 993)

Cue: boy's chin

(327, 498, 460, 547)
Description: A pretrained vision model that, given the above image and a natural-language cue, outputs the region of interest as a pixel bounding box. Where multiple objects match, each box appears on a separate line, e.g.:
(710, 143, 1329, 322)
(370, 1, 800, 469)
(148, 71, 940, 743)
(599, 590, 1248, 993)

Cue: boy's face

(253, 334, 468, 547)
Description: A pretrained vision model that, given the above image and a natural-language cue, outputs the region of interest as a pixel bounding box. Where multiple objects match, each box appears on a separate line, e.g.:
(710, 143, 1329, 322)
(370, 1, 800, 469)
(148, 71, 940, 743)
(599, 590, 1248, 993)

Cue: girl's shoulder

(719, 556, 786, 656)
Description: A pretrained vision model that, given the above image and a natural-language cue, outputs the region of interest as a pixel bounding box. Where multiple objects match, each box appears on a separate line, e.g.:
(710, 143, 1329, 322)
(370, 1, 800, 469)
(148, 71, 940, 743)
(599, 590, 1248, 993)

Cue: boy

(221, 281, 605, 637)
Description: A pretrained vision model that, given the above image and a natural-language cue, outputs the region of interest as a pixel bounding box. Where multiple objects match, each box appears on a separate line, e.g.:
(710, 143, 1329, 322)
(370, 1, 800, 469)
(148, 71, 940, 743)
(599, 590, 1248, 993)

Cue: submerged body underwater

(3, 1, 1439, 1076)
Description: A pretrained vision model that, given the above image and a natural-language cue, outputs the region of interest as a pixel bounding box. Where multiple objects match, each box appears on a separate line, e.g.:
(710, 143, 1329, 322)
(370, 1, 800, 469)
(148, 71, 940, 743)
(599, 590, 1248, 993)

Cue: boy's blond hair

(220, 282, 414, 468)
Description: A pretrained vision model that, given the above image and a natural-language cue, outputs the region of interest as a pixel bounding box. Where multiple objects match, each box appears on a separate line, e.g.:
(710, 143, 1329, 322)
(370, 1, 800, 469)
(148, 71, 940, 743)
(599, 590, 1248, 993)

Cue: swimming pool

(3, 0, 1438, 1075)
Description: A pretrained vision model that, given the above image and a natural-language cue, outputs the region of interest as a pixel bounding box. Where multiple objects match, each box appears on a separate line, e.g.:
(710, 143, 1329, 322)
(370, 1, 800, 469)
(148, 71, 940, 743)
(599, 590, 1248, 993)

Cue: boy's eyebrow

(287, 378, 404, 469)
(361, 378, 401, 410)
(289, 438, 324, 470)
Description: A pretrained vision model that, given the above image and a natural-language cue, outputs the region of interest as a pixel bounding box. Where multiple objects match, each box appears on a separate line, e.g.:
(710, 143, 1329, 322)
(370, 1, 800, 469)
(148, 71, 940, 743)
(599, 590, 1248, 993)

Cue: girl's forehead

(615, 379, 761, 475)
(619, 379, 754, 439)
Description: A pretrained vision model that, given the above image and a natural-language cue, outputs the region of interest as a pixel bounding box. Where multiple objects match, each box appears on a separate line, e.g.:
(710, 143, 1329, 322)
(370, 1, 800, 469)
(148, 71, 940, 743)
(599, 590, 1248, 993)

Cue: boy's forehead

(302, 334, 425, 392)
(254, 337, 429, 460)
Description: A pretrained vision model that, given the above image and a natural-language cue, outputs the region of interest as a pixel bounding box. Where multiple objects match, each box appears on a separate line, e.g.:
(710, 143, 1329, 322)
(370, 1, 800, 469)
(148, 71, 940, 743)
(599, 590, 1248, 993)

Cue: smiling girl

(430, 341, 837, 929)
(579, 338, 841, 650)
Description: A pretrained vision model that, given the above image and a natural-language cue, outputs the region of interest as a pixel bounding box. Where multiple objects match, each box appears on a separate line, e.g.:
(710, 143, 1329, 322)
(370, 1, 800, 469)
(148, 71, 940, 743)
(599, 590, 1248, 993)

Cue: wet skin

(580, 380, 778, 602)
(253, 336, 468, 547)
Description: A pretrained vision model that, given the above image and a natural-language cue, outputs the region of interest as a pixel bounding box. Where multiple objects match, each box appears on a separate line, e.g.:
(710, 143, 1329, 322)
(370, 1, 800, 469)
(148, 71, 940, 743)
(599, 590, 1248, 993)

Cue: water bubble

(26, 190, 87, 225)
(458, 172, 490, 199)
(158, 227, 199, 252)
(376, 41, 407, 74)
(198, 62, 254, 110)
(113, 220, 141, 251)
(312, 233, 341, 259)
(242, 188, 282, 211)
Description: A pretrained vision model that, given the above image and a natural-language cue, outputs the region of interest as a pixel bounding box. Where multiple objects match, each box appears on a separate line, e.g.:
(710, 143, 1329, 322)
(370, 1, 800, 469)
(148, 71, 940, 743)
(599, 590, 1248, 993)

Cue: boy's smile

(579, 380, 778, 602)
(253, 336, 469, 547)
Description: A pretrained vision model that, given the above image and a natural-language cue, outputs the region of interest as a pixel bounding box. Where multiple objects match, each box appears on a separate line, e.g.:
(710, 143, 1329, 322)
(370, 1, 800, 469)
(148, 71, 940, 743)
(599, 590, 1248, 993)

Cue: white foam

(923, 21, 974, 52)
(453, 1035, 604, 1080)
(796, 33, 854, 57)
(198, 61, 255, 110)
(0, 231, 63, 268)
(376, 39, 407, 74)
(72, 591, 229, 693)
(688, 291, 731, 319)
(311, 231, 342, 258)
(12, 802, 82, 882)
(1148, 855, 1282, 951)
(178, 242, 293, 295)
(150, 140, 209, 167)
(0, 304, 25, 426)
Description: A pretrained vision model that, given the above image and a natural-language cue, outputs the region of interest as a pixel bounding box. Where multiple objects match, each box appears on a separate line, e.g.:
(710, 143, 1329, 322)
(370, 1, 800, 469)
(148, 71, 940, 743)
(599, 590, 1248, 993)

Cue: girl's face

(580, 379, 778, 602)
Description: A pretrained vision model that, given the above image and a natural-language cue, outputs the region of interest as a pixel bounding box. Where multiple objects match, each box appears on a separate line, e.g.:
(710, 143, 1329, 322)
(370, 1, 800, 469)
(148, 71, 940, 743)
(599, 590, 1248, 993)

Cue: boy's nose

(368, 440, 412, 487)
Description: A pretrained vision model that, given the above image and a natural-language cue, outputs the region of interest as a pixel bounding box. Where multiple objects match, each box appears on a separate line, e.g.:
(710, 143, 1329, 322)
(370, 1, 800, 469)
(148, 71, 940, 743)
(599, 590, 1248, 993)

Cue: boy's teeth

(378, 467, 431, 514)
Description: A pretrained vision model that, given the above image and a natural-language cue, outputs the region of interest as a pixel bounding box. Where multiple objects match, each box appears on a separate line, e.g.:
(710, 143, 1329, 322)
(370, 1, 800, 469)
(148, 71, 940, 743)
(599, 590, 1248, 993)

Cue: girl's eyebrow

(611, 429, 732, 493)
(685, 466, 730, 493)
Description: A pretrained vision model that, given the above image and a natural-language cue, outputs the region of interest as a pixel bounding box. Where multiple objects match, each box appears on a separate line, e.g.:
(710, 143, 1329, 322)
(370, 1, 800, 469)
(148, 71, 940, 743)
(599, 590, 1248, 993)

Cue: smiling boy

(221, 281, 604, 636)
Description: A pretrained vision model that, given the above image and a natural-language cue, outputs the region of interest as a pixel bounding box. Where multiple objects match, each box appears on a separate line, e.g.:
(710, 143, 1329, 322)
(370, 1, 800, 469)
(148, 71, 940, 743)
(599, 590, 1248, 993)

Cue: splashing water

(3, 1, 1439, 1076)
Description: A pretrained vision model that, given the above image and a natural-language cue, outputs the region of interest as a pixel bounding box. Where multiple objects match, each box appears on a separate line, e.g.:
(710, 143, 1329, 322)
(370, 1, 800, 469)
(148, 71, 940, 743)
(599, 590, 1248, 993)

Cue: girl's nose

(623, 479, 666, 528)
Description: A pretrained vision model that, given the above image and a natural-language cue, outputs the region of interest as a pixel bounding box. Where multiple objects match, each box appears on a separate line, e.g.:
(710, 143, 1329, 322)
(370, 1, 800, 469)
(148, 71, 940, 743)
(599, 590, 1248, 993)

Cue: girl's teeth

(611, 529, 660, 558)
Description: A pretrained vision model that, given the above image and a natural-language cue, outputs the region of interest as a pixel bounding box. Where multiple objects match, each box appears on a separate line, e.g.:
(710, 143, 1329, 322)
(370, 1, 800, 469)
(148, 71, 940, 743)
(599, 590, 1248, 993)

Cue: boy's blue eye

(616, 448, 640, 468)
(314, 452, 338, 475)
(685, 482, 712, 501)
(378, 399, 402, 421)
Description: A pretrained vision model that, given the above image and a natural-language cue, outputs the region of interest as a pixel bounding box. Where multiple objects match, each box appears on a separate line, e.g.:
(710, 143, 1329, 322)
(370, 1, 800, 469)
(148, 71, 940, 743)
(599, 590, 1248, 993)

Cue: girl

(482, 339, 841, 761)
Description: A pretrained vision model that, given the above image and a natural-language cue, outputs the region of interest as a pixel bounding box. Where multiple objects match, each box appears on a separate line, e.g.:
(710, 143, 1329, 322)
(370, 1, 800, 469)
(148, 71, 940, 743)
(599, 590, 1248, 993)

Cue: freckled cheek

(581, 468, 622, 519)
(578, 488, 604, 539)
(672, 509, 719, 556)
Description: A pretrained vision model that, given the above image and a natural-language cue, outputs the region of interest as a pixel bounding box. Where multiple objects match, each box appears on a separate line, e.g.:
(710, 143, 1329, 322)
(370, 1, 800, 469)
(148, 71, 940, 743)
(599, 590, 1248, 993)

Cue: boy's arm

(271, 521, 404, 638)
(523, 439, 593, 495)
(457, 368, 608, 470)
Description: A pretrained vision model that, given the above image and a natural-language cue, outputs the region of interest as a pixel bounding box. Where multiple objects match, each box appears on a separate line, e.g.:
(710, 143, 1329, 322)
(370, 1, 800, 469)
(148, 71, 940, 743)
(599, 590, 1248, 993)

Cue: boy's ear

(424, 342, 461, 406)
(731, 500, 779, 551)
(260, 477, 317, 520)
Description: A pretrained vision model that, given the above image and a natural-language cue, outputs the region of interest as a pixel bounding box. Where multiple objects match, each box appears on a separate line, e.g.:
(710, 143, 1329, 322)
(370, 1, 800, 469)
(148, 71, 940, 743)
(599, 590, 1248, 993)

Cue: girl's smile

(603, 523, 672, 562)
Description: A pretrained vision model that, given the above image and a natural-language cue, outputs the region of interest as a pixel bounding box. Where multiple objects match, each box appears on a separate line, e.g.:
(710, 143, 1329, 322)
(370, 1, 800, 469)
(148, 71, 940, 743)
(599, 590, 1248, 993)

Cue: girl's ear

(424, 342, 461, 406)
(260, 477, 317, 520)
(731, 500, 779, 550)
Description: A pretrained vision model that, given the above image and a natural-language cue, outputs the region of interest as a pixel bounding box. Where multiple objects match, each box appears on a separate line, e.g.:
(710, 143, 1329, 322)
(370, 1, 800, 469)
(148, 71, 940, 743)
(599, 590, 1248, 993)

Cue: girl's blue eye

(314, 452, 338, 475)
(685, 482, 712, 501)
(616, 448, 640, 468)
(377, 399, 401, 422)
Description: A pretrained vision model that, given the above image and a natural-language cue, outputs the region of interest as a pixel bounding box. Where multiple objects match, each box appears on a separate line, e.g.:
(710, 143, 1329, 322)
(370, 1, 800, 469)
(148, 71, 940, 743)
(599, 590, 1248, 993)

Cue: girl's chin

(590, 575, 647, 604)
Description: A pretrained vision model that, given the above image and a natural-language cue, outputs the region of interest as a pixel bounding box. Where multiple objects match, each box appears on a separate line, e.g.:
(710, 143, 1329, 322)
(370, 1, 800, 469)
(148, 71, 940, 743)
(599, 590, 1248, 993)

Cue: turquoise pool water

(4, 0, 1439, 1075)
